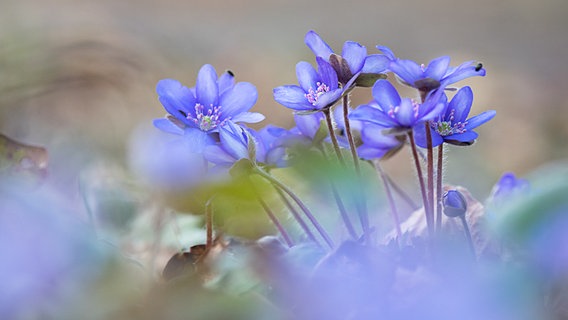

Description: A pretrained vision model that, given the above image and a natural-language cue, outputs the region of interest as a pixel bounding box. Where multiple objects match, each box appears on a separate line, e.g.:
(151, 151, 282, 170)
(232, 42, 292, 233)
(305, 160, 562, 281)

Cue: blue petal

(153, 118, 184, 135)
(444, 130, 478, 142)
(357, 144, 389, 160)
(447, 86, 473, 123)
(305, 30, 333, 60)
(420, 99, 446, 122)
(296, 61, 319, 92)
(156, 79, 196, 120)
(273, 85, 314, 111)
(375, 45, 396, 61)
(316, 57, 339, 90)
(372, 80, 401, 110)
(361, 125, 401, 148)
(442, 61, 486, 86)
(424, 56, 450, 81)
(314, 88, 342, 109)
(231, 112, 265, 124)
(342, 41, 366, 74)
(219, 82, 258, 119)
(464, 110, 496, 130)
(196, 64, 219, 107)
(218, 70, 235, 95)
(294, 113, 324, 139)
(361, 54, 390, 73)
(219, 122, 249, 160)
(396, 98, 417, 127)
(349, 104, 397, 127)
(183, 127, 216, 153)
(389, 59, 422, 86)
(413, 123, 443, 148)
(204, 145, 235, 166)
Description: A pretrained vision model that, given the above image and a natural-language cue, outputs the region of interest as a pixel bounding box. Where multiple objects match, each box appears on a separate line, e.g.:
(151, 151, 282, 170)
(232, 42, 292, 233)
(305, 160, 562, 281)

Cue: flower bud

(443, 190, 467, 218)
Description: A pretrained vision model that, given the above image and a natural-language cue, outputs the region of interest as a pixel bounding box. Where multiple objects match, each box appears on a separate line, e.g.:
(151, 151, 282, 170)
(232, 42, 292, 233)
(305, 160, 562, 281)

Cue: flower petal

(231, 112, 265, 124)
(396, 98, 418, 127)
(294, 113, 324, 139)
(349, 104, 397, 127)
(447, 86, 473, 123)
(389, 59, 422, 86)
(218, 70, 235, 95)
(273, 85, 314, 111)
(342, 41, 366, 74)
(316, 57, 339, 90)
(413, 123, 443, 148)
(204, 145, 235, 166)
(464, 110, 496, 130)
(153, 118, 184, 135)
(305, 30, 333, 60)
(444, 130, 478, 142)
(361, 54, 390, 74)
(184, 127, 216, 153)
(442, 61, 486, 86)
(219, 82, 258, 119)
(296, 61, 319, 92)
(357, 144, 390, 160)
(156, 79, 196, 119)
(219, 122, 249, 160)
(375, 45, 396, 61)
(424, 56, 450, 81)
(372, 79, 401, 110)
(314, 88, 342, 110)
(196, 64, 219, 107)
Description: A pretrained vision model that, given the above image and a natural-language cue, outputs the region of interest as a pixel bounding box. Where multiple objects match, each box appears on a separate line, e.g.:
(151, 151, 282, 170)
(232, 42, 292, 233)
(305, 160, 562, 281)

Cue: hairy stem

(425, 122, 435, 234)
(253, 166, 334, 249)
(460, 215, 476, 260)
(436, 144, 444, 232)
(251, 183, 294, 248)
(274, 186, 321, 246)
(407, 130, 433, 237)
(342, 94, 360, 172)
(322, 108, 345, 166)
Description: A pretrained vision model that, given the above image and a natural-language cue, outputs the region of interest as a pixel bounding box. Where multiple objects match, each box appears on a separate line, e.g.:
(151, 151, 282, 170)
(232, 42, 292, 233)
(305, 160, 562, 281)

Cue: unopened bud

(443, 190, 467, 218)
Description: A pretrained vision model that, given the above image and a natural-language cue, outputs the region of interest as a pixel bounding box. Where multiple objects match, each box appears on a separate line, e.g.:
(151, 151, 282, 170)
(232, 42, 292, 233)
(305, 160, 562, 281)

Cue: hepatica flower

(305, 30, 389, 86)
(273, 58, 344, 112)
(204, 121, 256, 167)
(349, 79, 445, 130)
(154, 64, 264, 138)
(377, 45, 486, 92)
(413, 86, 496, 147)
(357, 120, 404, 160)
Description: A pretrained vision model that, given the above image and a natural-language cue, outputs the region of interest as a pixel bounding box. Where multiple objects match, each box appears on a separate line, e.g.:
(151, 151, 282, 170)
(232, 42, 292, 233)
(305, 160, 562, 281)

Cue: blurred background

(1, 0, 567, 200)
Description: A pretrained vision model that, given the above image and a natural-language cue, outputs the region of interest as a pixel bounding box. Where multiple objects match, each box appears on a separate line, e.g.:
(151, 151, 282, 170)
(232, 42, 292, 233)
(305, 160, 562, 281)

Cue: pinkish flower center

(431, 109, 467, 136)
(187, 104, 229, 131)
(305, 82, 330, 105)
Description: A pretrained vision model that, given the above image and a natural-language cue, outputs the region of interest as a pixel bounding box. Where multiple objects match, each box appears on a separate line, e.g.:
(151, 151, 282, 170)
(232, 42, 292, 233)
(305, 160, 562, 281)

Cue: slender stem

(436, 144, 444, 232)
(342, 94, 360, 172)
(374, 161, 402, 240)
(459, 215, 476, 260)
(254, 188, 294, 248)
(424, 122, 435, 234)
(253, 166, 335, 249)
(274, 186, 321, 246)
(318, 145, 358, 240)
(385, 174, 419, 211)
(407, 130, 433, 236)
(322, 108, 345, 166)
(205, 197, 214, 249)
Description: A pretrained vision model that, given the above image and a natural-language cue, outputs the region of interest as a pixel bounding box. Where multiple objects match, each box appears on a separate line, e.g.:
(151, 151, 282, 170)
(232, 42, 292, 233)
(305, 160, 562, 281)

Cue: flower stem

(322, 108, 345, 167)
(459, 215, 476, 260)
(436, 144, 444, 232)
(425, 122, 435, 234)
(318, 145, 358, 240)
(407, 130, 433, 237)
(250, 182, 294, 248)
(205, 197, 214, 249)
(273, 185, 321, 246)
(342, 94, 360, 172)
(374, 160, 402, 240)
(253, 165, 335, 249)
(385, 174, 419, 211)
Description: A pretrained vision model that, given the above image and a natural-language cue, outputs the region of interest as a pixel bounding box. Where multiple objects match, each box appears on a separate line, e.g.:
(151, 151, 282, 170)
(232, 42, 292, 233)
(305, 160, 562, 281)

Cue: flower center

(431, 109, 467, 136)
(305, 82, 330, 105)
(187, 104, 229, 131)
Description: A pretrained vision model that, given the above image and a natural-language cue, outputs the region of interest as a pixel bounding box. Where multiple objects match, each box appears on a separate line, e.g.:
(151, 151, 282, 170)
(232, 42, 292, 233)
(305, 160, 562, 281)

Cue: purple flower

(203, 121, 255, 167)
(413, 86, 496, 147)
(489, 172, 529, 201)
(377, 45, 486, 92)
(357, 119, 404, 160)
(154, 64, 264, 135)
(273, 58, 345, 112)
(305, 30, 389, 86)
(256, 125, 289, 167)
(349, 79, 445, 130)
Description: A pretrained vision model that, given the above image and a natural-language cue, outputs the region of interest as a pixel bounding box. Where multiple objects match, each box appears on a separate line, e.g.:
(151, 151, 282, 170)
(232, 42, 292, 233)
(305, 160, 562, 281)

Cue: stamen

(186, 103, 230, 131)
(431, 109, 468, 136)
(305, 82, 330, 105)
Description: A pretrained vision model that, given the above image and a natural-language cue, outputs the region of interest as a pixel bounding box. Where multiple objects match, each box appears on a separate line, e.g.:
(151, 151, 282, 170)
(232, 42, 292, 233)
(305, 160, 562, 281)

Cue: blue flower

(273, 58, 345, 112)
(413, 86, 496, 147)
(349, 79, 445, 130)
(305, 30, 389, 86)
(255, 125, 289, 167)
(154, 64, 264, 135)
(377, 46, 486, 92)
(357, 119, 404, 160)
(489, 172, 529, 201)
(203, 121, 256, 167)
